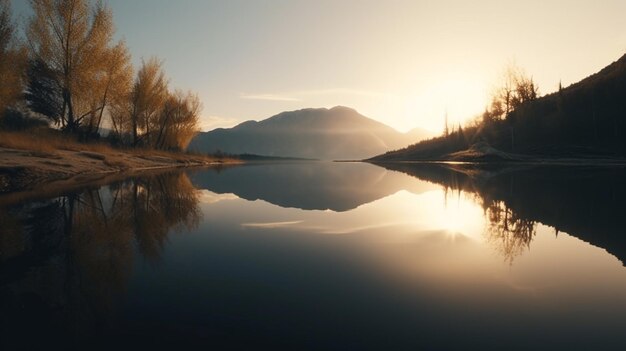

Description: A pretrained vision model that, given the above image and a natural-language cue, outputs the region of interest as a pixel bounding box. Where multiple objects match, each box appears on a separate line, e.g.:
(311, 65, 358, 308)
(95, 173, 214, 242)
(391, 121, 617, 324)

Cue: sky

(10, 0, 626, 133)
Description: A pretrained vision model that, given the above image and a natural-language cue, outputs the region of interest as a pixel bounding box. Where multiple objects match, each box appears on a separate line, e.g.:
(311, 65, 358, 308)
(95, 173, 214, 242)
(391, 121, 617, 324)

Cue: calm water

(2, 162, 626, 350)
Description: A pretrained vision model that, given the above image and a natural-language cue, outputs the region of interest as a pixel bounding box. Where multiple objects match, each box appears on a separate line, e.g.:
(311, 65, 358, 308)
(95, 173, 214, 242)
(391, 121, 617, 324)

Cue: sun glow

(404, 78, 488, 133)
(424, 189, 486, 241)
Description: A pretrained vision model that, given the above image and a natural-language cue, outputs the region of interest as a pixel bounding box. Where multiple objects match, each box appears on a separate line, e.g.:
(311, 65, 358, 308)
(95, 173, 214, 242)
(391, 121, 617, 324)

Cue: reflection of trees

(383, 163, 540, 264)
(0, 171, 200, 346)
(111, 172, 201, 262)
(483, 199, 537, 265)
(381, 162, 626, 267)
(0, 211, 24, 262)
(442, 177, 538, 265)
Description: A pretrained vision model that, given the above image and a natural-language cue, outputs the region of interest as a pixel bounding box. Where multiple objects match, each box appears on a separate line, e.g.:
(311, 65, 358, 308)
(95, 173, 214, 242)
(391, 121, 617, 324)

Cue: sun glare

(405, 78, 488, 132)
(425, 190, 485, 241)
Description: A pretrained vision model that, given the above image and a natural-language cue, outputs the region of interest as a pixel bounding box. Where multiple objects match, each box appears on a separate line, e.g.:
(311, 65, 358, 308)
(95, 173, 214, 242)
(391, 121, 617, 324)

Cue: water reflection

(2, 163, 626, 349)
(0, 172, 200, 348)
(190, 161, 436, 211)
(484, 200, 537, 264)
(377, 162, 626, 265)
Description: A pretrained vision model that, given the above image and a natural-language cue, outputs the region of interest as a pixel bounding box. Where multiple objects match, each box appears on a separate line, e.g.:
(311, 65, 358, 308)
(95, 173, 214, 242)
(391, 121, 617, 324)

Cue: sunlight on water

(194, 180, 626, 302)
(3, 163, 626, 349)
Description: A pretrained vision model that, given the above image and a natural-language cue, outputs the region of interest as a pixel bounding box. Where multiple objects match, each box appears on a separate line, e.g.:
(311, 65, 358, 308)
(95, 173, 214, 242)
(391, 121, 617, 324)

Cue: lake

(2, 161, 626, 350)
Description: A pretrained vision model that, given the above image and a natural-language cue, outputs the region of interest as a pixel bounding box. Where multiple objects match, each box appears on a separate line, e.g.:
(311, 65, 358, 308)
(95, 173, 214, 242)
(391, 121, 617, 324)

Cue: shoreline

(366, 141, 626, 167)
(0, 146, 240, 204)
(367, 158, 626, 167)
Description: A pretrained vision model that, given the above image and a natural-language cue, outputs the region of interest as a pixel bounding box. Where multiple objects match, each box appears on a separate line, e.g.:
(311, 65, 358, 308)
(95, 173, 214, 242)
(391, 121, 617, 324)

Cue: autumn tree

(110, 59, 201, 150)
(0, 0, 26, 119)
(26, 0, 131, 136)
(129, 58, 168, 146)
(108, 87, 131, 142)
(154, 90, 201, 150)
(24, 0, 199, 149)
(82, 41, 133, 136)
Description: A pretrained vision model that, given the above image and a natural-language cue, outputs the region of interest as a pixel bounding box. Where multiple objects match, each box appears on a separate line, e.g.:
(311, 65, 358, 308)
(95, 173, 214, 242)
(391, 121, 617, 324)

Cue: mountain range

(189, 106, 430, 160)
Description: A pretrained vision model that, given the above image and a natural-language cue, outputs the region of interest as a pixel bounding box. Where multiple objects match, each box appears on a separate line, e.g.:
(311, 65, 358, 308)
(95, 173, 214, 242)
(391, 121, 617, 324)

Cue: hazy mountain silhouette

(372, 53, 626, 161)
(190, 162, 436, 211)
(190, 106, 431, 160)
(377, 162, 626, 265)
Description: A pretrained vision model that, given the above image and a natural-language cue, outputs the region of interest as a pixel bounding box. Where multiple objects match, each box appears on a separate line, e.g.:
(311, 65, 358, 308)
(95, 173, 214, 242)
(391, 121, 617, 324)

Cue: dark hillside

(372, 54, 626, 161)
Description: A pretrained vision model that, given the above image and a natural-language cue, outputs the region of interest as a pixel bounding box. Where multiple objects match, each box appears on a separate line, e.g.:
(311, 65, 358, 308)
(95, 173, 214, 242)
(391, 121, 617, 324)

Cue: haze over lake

(3, 162, 626, 350)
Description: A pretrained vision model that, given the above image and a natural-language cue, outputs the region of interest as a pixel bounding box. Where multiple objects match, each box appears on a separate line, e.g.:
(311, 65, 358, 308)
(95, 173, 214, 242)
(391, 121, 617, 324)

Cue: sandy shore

(0, 146, 235, 196)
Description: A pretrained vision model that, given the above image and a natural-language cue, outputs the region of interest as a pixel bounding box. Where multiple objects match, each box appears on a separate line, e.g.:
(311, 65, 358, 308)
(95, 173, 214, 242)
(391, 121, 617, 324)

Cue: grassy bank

(0, 130, 240, 193)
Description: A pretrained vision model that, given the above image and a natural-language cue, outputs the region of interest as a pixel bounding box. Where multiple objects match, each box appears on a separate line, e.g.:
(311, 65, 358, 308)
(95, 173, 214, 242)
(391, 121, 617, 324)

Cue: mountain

(190, 162, 436, 212)
(371, 53, 626, 162)
(189, 106, 431, 160)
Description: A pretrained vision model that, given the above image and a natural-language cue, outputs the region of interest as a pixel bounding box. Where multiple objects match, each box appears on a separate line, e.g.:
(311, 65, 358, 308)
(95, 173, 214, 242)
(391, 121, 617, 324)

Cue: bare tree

(484, 63, 540, 122)
(481, 63, 540, 150)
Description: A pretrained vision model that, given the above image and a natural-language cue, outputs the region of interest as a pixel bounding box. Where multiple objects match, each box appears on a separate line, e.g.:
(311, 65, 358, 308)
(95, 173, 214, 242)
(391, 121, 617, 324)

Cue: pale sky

(11, 0, 626, 133)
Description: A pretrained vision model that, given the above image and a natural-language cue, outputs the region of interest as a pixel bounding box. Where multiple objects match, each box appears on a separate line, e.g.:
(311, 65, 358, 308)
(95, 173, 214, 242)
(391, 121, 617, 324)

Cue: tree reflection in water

(378, 162, 626, 266)
(443, 184, 538, 265)
(440, 176, 539, 265)
(0, 171, 200, 347)
(483, 199, 537, 265)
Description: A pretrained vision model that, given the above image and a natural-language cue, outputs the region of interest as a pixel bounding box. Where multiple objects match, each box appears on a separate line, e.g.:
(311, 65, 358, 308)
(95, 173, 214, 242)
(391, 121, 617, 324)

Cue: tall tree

(83, 41, 133, 136)
(26, 0, 117, 133)
(108, 84, 132, 141)
(130, 58, 168, 146)
(0, 0, 26, 118)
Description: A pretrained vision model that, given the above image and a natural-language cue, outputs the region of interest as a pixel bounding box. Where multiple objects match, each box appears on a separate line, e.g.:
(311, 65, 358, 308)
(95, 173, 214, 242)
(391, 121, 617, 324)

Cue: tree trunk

(63, 87, 76, 133)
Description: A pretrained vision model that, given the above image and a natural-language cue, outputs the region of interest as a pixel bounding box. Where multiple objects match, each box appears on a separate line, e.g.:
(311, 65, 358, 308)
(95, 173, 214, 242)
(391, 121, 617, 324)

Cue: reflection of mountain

(189, 106, 431, 160)
(376, 162, 626, 265)
(190, 162, 436, 212)
(0, 172, 200, 348)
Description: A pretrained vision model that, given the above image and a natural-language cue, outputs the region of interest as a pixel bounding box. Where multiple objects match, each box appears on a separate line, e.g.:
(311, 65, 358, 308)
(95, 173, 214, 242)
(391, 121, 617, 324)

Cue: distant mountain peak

(329, 105, 356, 112)
(233, 120, 258, 129)
(190, 106, 432, 160)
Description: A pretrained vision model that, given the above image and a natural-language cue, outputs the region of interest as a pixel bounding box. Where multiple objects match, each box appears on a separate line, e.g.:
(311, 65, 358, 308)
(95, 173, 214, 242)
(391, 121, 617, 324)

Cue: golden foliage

(113, 59, 202, 150)
(27, 0, 131, 132)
